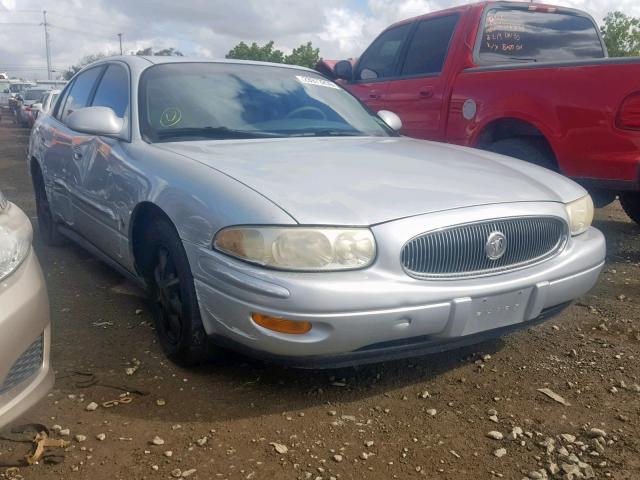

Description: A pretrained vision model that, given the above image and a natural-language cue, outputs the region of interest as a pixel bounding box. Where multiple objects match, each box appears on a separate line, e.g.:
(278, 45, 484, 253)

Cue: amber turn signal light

(251, 313, 312, 335)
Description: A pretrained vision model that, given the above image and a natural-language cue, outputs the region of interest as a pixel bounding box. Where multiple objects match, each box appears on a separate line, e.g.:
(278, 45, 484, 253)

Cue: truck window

(401, 15, 459, 77)
(478, 7, 604, 63)
(356, 23, 412, 81)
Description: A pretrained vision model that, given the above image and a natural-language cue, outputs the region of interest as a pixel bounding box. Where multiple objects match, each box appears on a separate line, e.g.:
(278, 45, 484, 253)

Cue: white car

(0, 189, 53, 428)
(31, 89, 61, 124)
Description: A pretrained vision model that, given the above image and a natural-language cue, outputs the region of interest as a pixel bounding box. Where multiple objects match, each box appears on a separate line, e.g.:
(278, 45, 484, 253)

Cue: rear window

(478, 7, 604, 63)
(25, 89, 47, 101)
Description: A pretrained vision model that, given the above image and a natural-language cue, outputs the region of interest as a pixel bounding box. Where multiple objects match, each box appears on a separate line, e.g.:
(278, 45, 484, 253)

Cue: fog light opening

(251, 313, 312, 335)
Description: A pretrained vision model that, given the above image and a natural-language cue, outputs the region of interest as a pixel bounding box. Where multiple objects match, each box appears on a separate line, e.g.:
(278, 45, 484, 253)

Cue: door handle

(73, 151, 83, 161)
(419, 87, 434, 98)
(369, 91, 381, 99)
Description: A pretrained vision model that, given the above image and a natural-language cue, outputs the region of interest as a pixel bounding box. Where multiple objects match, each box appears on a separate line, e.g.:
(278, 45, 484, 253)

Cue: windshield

(478, 8, 604, 63)
(139, 63, 393, 142)
(25, 89, 47, 101)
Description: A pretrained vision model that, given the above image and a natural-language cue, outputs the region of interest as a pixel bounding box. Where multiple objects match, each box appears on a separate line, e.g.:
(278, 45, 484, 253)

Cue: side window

(60, 66, 103, 122)
(356, 23, 412, 81)
(91, 64, 129, 118)
(401, 15, 459, 77)
(53, 82, 73, 119)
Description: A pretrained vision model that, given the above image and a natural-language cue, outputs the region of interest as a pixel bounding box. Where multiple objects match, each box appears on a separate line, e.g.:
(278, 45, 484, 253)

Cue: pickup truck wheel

(487, 138, 556, 171)
(619, 191, 640, 226)
(144, 218, 211, 366)
(33, 168, 65, 246)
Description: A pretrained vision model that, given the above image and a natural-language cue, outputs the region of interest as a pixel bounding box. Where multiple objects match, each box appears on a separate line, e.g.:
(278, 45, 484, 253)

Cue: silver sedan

(29, 56, 605, 367)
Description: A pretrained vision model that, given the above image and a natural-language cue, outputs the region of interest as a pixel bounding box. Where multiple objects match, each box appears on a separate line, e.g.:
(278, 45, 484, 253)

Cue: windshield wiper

(156, 126, 285, 141)
(289, 129, 363, 137)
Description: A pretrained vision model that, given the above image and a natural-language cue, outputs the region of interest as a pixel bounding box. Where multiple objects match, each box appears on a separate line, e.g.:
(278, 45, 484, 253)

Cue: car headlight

(565, 194, 594, 236)
(214, 227, 376, 271)
(0, 197, 31, 282)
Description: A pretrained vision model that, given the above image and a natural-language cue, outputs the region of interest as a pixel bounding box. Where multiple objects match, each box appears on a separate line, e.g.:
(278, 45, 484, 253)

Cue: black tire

(487, 137, 557, 171)
(32, 167, 65, 246)
(143, 218, 210, 366)
(590, 189, 617, 209)
(619, 191, 640, 226)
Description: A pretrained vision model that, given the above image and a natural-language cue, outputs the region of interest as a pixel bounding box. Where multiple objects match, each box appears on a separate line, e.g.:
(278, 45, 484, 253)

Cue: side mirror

(3, 89, 8, 94)
(334, 60, 353, 81)
(377, 110, 402, 132)
(66, 106, 123, 136)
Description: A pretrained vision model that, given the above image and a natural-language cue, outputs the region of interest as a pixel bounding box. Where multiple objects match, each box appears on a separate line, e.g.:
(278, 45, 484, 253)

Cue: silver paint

(28, 56, 606, 361)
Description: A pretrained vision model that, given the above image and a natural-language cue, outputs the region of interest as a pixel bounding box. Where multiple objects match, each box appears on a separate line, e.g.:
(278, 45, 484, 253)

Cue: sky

(1, 0, 639, 80)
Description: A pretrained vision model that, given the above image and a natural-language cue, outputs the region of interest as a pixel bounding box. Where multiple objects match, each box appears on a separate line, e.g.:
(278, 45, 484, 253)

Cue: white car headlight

(565, 194, 594, 236)
(214, 227, 376, 271)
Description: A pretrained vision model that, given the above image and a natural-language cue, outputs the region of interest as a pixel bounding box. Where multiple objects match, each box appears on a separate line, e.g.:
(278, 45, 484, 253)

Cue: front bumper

(187, 203, 605, 366)
(0, 210, 53, 428)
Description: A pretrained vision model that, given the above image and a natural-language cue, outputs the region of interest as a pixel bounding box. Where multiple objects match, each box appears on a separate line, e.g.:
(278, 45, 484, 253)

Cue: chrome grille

(0, 336, 44, 395)
(401, 217, 568, 279)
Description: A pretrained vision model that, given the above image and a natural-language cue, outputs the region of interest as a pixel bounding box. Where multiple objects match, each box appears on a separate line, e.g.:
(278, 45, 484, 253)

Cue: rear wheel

(32, 166, 65, 246)
(619, 191, 640, 226)
(487, 137, 557, 171)
(143, 218, 211, 366)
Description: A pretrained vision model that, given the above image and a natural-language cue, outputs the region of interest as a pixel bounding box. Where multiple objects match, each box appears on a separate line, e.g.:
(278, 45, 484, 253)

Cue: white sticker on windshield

(296, 75, 340, 89)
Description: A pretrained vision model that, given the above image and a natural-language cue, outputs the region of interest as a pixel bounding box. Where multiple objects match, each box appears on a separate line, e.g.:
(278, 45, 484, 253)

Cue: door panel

(69, 136, 127, 258)
(380, 15, 459, 141)
(68, 63, 131, 262)
(347, 81, 390, 113)
(384, 77, 446, 140)
(40, 120, 75, 224)
(348, 22, 413, 113)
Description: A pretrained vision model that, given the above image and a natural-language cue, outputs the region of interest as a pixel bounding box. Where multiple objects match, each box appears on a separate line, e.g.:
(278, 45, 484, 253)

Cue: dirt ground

(0, 118, 639, 480)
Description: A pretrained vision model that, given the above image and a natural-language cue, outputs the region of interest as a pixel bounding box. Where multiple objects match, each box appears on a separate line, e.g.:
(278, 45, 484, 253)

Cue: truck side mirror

(334, 60, 354, 82)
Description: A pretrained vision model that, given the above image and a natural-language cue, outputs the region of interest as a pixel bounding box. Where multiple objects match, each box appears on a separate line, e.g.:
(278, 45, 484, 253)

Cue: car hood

(157, 136, 585, 225)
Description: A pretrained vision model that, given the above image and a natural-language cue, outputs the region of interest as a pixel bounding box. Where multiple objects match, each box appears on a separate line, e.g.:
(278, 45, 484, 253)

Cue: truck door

(348, 22, 413, 112)
(382, 15, 460, 141)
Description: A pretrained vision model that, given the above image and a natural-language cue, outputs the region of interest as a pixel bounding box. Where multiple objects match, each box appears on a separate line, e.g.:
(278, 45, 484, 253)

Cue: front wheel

(143, 218, 211, 366)
(619, 191, 640, 226)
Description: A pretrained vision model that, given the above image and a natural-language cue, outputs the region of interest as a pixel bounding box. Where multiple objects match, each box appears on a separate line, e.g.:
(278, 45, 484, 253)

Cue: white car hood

(158, 136, 585, 225)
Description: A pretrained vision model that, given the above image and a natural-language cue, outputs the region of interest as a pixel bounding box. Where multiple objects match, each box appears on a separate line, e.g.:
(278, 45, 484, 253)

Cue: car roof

(78, 55, 318, 79)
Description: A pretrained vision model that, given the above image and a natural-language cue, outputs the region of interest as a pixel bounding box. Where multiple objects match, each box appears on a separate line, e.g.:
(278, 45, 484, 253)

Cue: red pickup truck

(317, 1, 640, 225)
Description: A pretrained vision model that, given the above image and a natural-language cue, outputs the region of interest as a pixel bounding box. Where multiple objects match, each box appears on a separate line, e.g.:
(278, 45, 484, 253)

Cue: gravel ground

(0, 118, 639, 480)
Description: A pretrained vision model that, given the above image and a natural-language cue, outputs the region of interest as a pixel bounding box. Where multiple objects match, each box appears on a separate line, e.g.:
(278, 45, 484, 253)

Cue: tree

(135, 47, 184, 56)
(226, 40, 321, 68)
(226, 41, 285, 63)
(284, 42, 320, 69)
(601, 11, 640, 57)
(62, 52, 111, 80)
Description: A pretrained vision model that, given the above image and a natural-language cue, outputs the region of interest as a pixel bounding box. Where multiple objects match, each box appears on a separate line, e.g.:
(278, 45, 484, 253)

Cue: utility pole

(42, 10, 52, 80)
(118, 33, 123, 55)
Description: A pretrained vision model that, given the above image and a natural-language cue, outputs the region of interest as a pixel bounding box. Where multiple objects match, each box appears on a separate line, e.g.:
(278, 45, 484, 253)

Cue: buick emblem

(485, 231, 507, 260)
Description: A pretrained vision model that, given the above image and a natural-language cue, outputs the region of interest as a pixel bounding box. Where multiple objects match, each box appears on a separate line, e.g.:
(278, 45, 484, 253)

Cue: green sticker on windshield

(295, 75, 340, 90)
(160, 107, 182, 127)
